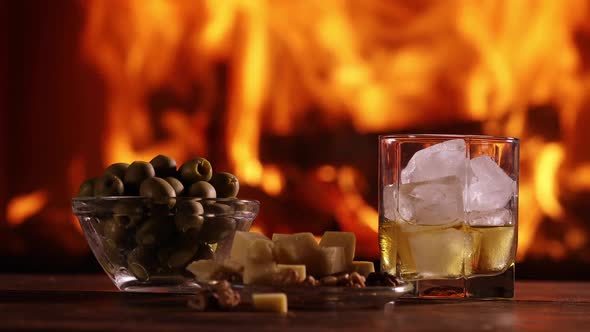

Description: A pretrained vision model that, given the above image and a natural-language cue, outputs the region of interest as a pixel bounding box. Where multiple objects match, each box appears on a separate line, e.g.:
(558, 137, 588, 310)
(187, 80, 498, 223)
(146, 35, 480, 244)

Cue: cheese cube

(351, 261, 375, 276)
(273, 232, 320, 265)
(272, 233, 350, 277)
(252, 293, 288, 314)
(222, 259, 244, 273)
(271, 233, 289, 241)
(311, 246, 347, 276)
(244, 261, 277, 285)
(319, 231, 356, 267)
(277, 264, 306, 282)
(247, 239, 275, 263)
(230, 231, 271, 266)
(186, 260, 222, 281)
(243, 239, 277, 285)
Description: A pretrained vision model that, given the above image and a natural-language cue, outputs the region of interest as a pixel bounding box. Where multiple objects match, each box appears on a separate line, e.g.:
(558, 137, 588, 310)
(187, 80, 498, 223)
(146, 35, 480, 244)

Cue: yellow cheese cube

(222, 259, 244, 273)
(272, 233, 350, 277)
(312, 246, 347, 276)
(277, 264, 307, 282)
(272, 232, 320, 265)
(230, 231, 271, 266)
(271, 233, 289, 241)
(351, 261, 375, 276)
(247, 239, 275, 263)
(243, 239, 277, 285)
(252, 293, 288, 314)
(319, 231, 356, 267)
(243, 261, 277, 285)
(186, 260, 222, 281)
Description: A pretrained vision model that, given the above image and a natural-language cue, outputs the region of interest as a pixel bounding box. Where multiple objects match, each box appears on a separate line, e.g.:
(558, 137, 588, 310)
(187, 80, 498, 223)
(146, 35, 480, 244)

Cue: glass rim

(378, 134, 519, 143)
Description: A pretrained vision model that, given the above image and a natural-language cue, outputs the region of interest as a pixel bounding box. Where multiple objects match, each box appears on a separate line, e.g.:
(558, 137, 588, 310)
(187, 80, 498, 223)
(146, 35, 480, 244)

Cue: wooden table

(0, 275, 588, 331)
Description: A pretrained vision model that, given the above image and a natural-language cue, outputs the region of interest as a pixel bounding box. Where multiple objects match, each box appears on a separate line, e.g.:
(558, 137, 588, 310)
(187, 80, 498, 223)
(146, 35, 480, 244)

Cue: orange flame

(535, 144, 565, 221)
(6, 190, 48, 227)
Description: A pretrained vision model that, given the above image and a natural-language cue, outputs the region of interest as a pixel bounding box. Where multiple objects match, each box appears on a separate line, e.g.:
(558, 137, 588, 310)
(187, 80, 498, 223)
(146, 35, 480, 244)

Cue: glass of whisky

(379, 135, 519, 298)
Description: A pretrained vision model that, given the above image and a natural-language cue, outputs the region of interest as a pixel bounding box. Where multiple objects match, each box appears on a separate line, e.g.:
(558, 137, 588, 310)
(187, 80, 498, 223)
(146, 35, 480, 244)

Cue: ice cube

(468, 208, 513, 226)
(382, 184, 398, 220)
(399, 176, 464, 225)
(401, 139, 467, 184)
(464, 228, 482, 277)
(476, 226, 515, 273)
(467, 156, 516, 211)
(404, 226, 466, 278)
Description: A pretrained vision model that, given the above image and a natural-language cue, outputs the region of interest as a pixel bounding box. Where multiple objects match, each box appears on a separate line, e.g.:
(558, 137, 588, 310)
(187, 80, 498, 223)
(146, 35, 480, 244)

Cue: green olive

(77, 177, 98, 197)
(187, 181, 216, 198)
(209, 172, 239, 198)
(204, 202, 234, 215)
(128, 261, 149, 281)
(103, 218, 127, 244)
(94, 174, 125, 197)
(127, 246, 156, 281)
(104, 163, 129, 180)
(195, 243, 215, 260)
(113, 202, 145, 228)
(178, 158, 213, 184)
(150, 155, 177, 178)
(139, 177, 176, 206)
(135, 218, 174, 247)
(175, 200, 204, 232)
(199, 217, 236, 243)
(113, 215, 145, 230)
(124, 161, 155, 195)
(166, 243, 199, 269)
(176, 200, 204, 215)
(175, 214, 204, 233)
(164, 177, 184, 196)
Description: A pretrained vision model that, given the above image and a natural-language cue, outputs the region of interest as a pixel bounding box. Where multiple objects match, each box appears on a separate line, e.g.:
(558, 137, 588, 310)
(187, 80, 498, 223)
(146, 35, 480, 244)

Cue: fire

(260, 165, 284, 196)
(535, 143, 565, 221)
(317, 166, 337, 183)
(6, 190, 48, 227)
(79, 0, 590, 261)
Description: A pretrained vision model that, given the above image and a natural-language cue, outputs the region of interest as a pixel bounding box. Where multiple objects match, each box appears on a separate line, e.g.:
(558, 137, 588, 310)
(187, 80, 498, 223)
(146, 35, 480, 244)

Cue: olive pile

(77, 155, 241, 281)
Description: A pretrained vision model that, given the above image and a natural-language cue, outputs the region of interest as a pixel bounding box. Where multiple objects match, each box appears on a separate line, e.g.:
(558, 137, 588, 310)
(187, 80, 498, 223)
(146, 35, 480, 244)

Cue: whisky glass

(379, 135, 519, 298)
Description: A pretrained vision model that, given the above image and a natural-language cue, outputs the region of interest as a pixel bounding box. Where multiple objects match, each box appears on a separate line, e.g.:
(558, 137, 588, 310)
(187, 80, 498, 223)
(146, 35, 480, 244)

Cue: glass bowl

(72, 197, 260, 293)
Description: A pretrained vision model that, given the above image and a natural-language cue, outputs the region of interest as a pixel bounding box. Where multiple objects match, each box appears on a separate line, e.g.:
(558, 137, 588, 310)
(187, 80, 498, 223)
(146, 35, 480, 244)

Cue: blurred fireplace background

(2, 0, 590, 279)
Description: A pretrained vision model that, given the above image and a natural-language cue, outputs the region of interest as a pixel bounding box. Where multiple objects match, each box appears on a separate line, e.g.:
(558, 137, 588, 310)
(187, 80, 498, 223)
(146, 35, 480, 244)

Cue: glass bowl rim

(72, 197, 260, 216)
(378, 134, 519, 143)
(72, 196, 260, 205)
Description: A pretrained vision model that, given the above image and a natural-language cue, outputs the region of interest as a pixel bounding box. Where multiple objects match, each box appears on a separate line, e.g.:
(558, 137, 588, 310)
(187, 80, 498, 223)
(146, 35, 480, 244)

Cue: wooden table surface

(0, 275, 588, 331)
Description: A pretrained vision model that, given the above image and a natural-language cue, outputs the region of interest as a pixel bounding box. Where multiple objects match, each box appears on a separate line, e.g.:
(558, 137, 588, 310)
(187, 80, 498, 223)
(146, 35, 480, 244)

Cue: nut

(319, 275, 339, 286)
(187, 282, 241, 311)
(187, 291, 216, 311)
(349, 272, 366, 288)
(301, 276, 319, 287)
(327, 272, 366, 288)
(215, 289, 241, 309)
(271, 268, 300, 286)
(336, 273, 350, 286)
(212, 281, 241, 309)
(213, 280, 232, 290)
